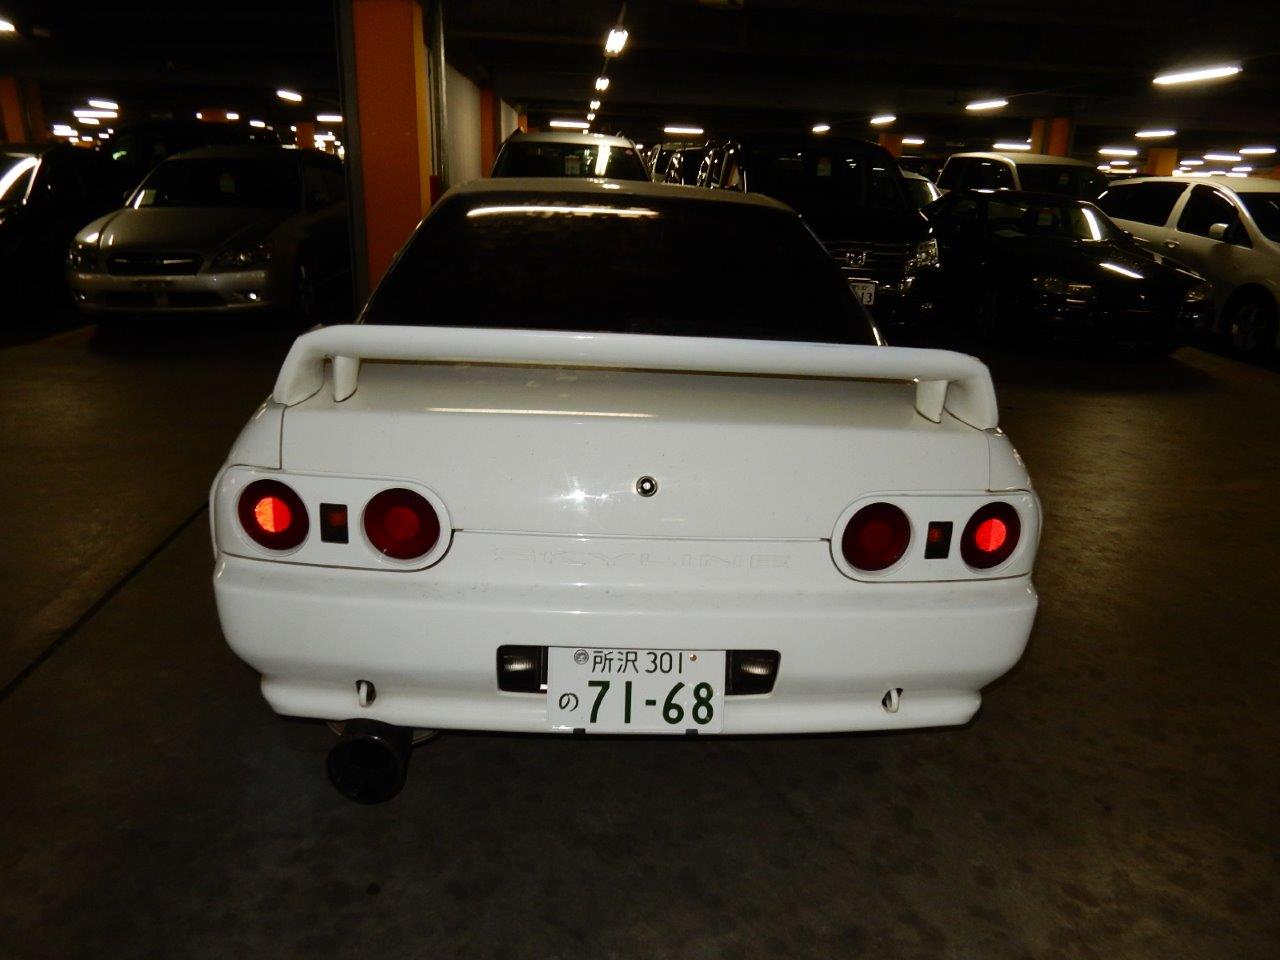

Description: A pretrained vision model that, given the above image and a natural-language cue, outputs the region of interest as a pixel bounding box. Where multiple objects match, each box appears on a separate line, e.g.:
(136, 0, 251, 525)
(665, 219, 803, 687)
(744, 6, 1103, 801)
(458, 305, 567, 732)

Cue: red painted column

(479, 88, 497, 174)
(349, 0, 433, 289)
(878, 133, 903, 158)
(0, 76, 46, 142)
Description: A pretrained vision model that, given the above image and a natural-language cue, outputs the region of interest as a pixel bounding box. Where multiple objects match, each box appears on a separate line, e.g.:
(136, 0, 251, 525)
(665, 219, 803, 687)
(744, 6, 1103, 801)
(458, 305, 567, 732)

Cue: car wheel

(1227, 295, 1278, 360)
(293, 260, 317, 322)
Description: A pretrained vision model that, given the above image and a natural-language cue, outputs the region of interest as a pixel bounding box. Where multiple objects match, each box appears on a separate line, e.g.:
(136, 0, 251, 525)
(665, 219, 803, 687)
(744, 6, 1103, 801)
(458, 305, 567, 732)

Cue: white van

(1098, 177, 1280, 357)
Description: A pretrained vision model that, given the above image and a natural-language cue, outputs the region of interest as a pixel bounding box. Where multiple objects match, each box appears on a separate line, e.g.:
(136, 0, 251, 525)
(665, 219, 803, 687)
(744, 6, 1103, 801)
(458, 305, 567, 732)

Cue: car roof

(1110, 174, 1280, 194)
(165, 144, 303, 161)
(948, 152, 1095, 168)
(442, 176, 792, 212)
(942, 188, 1097, 205)
(901, 170, 932, 182)
(505, 130, 637, 148)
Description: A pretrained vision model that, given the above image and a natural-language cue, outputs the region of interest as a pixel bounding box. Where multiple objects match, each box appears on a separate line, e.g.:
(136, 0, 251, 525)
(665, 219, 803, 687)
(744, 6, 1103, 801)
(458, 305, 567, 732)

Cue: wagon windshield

(364, 192, 879, 345)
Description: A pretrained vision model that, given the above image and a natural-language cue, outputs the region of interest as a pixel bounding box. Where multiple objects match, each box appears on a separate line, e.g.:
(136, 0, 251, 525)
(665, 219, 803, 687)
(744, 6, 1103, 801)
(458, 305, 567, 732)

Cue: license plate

(547, 647, 725, 734)
(851, 281, 876, 305)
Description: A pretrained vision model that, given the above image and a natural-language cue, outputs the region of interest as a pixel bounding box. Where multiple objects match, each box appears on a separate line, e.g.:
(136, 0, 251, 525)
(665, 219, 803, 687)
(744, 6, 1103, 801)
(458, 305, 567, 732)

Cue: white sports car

(211, 178, 1040, 802)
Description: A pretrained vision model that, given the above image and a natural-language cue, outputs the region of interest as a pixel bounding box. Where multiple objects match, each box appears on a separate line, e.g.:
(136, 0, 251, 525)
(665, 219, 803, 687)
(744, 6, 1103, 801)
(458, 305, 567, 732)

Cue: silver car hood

(91, 206, 293, 255)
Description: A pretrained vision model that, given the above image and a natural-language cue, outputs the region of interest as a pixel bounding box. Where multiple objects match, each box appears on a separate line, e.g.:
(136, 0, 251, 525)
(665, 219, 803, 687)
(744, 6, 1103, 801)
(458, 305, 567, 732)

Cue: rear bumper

(213, 532, 1038, 735)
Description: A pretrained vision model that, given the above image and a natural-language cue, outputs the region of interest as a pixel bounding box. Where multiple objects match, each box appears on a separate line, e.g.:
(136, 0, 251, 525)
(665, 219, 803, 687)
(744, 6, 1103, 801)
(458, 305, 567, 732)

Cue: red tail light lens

(238, 479, 309, 550)
(961, 502, 1021, 569)
(363, 488, 441, 561)
(841, 502, 911, 571)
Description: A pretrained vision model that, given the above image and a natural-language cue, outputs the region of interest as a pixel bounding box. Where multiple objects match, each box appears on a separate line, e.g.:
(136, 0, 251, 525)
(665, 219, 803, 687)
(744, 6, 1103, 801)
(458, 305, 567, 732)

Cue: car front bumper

(213, 532, 1038, 735)
(68, 267, 288, 313)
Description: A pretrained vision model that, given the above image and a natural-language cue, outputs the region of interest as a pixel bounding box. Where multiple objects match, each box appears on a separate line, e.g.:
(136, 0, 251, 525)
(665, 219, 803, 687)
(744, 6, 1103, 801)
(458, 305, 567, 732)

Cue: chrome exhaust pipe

(326, 720, 413, 804)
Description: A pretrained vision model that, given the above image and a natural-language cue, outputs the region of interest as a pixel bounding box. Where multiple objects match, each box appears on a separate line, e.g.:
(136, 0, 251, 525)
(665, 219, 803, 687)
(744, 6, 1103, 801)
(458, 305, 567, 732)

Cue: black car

(695, 136, 937, 325)
(923, 189, 1212, 352)
(656, 144, 707, 185)
(0, 143, 129, 312)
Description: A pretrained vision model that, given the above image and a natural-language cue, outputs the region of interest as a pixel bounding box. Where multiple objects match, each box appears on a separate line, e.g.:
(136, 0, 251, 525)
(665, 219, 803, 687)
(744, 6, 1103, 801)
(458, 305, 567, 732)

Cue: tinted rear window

(492, 141, 649, 181)
(364, 192, 877, 345)
(1016, 163, 1106, 199)
(1096, 181, 1186, 226)
(742, 147, 908, 215)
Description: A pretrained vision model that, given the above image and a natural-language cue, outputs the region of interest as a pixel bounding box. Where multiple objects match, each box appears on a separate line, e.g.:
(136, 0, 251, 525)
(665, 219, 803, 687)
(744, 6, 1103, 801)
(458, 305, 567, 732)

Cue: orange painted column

(295, 121, 316, 149)
(1143, 148, 1178, 176)
(1044, 117, 1073, 157)
(878, 133, 903, 158)
(1029, 119, 1047, 154)
(479, 88, 497, 174)
(350, 0, 433, 289)
(0, 76, 45, 142)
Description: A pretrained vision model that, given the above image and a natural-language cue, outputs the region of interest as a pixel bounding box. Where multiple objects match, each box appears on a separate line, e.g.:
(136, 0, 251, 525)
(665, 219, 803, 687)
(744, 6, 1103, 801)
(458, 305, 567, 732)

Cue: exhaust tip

(326, 719, 413, 804)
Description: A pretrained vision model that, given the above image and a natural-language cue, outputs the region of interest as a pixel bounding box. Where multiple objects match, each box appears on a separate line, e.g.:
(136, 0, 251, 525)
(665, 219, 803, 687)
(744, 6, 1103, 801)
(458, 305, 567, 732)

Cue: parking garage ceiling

(5, 0, 1279, 155)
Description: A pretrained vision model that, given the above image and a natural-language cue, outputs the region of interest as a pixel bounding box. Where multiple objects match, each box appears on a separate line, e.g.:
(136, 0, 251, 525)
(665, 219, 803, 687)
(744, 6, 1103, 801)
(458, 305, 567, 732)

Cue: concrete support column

(1030, 117, 1074, 157)
(339, 0, 434, 299)
(878, 133, 903, 158)
(1143, 148, 1178, 176)
(1, 76, 47, 142)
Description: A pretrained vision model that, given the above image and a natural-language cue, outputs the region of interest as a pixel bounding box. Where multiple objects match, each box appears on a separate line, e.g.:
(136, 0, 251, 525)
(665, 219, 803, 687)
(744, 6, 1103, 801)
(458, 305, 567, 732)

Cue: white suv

(1098, 177, 1280, 357)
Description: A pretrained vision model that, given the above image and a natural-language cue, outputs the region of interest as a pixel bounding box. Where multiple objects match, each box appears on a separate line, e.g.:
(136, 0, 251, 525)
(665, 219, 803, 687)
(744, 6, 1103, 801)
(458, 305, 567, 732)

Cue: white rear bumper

(213, 532, 1037, 734)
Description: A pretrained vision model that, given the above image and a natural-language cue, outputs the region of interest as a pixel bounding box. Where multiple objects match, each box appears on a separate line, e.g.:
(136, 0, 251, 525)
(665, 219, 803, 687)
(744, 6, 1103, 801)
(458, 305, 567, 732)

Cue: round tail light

(961, 502, 1021, 569)
(363, 488, 441, 561)
(238, 479, 309, 550)
(841, 502, 911, 572)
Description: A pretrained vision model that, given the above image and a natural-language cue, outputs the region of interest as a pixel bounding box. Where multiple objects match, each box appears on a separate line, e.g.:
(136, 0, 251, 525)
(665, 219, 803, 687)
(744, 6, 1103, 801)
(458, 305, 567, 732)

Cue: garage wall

(500, 100, 519, 140)
(445, 64, 482, 185)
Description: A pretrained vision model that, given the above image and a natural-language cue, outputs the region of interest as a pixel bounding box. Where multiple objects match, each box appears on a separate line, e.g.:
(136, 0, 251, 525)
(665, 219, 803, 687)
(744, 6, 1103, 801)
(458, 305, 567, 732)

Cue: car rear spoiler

(272, 325, 999, 429)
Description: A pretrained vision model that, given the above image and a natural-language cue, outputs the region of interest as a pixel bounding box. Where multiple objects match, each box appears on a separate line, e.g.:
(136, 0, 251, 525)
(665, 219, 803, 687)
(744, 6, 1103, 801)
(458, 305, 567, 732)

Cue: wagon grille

(106, 252, 202, 276)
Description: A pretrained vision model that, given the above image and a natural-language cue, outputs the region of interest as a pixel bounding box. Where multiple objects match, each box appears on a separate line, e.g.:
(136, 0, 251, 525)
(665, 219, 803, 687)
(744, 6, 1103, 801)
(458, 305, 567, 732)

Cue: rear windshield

(1015, 163, 1107, 199)
(130, 157, 300, 208)
(743, 147, 908, 215)
(493, 141, 649, 181)
(364, 192, 877, 345)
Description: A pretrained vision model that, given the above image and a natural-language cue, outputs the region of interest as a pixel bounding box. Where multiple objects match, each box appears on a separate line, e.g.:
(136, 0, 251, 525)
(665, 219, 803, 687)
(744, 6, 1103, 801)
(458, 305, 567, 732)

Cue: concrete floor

(1, 322, 1277, 959)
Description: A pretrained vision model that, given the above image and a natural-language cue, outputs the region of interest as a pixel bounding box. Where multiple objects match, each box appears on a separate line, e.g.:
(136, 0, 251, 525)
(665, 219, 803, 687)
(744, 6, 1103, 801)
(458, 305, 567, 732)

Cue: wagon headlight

(211, 243, 272, 272)
(1183, 281, 1212, 303)
(908, 238, 939, 270)
(68, 234, 102, 272)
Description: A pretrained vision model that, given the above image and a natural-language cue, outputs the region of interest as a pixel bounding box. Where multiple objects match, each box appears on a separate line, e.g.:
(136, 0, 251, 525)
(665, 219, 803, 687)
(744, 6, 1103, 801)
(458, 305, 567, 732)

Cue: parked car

(938, 152, 1106, 200)
(902, 170, 941, 208)
(106, 118, 281, 184)
(491, 131, 649, 181)
(924, 189, 1211, 352)
(210, 178, 1040, 803)
(68, 145, 348, 319)
(0, 143, 128, 310)
(1097, 176, 1280, 358)
(695, 136, 939, 324)
(659, 144, 708, 185)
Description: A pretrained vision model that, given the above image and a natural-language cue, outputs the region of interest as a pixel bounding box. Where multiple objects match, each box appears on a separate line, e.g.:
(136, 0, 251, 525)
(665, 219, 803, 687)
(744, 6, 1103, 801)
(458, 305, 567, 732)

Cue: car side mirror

(1208, 222, 1230, 241)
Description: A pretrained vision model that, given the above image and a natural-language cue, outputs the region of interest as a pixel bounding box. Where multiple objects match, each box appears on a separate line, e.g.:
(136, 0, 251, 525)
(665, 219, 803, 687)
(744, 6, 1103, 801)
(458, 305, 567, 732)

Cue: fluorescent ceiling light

(1180, 158, 1204, 166)
(276, 88, 303, 102)
(1232, 166, 1252, 172)
(811, 123, 831, 134)
(195, 111, 203, 119)
(994, 141, 1031, 151)
(595, 76, 610, 92)
(316, 113, 343, 123)
(902, 136, 924, 146)
(1240, 146, 1276, 155)
(79, 116, 100, 126)
(1109, 168, 1136, 175)
(225, 111, 240, 121)
(0, 18, 14, 32)
(1099, 147, 1138, 157)
(605, 28, 628, 55)
(1226, 172, 1247, 178)
(1101, 261, 1143, 279)
(88, 99, 118, 111)
(52, 124, 77, 136)
(663, 125, 704, 136)
(1153, 64, 1241, 86)
(549, 119, 590, 129)
(1135, 129, 1176, 139)
(1204, 152, 1242, 162)
(73, 108, 117, 119)
(586, 113, 596, 122)
(966, 98, 1008, 111)
(249, 119, 266, 128)
(98, 132, 109, 139)
(589, 99, 601, 111)
(1097, 164, 1111, 171)
(870, 114, 896, 126)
